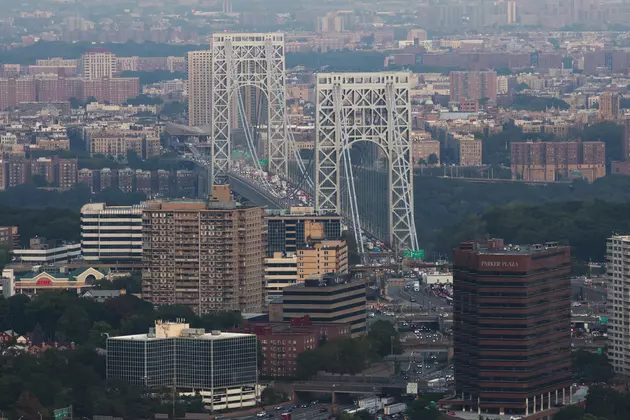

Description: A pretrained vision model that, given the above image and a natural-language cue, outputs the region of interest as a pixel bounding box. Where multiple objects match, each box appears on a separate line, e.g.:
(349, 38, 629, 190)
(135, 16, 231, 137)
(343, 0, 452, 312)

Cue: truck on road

(384, 403, 407, 415)
(413, 281, 420, 292)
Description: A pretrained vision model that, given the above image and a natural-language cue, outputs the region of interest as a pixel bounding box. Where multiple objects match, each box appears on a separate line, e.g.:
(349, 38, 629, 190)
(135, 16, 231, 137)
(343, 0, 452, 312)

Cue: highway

(223, 403, 355, 420)
(387, 285, 450, 313)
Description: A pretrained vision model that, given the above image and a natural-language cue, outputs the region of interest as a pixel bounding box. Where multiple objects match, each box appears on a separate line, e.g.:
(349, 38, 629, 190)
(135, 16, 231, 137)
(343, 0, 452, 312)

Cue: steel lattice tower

(210, 33, 288, 184)
(315, 72, 418, 250)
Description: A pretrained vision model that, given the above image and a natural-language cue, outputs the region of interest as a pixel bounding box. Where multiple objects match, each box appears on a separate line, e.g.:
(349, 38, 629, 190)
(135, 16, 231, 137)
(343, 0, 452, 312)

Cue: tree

(427, 153, 439, 165)
(126, 94, 164, 106)
(553, 405, 585, 420)
(31, 174, 49, 187)
(260, 387, 287, 405)
(367, 320, 402, 357)
(15, 391, 47, 420)
(56, 305, 92, 343)
(515, 82, 529, 92)
(573, 350, 614, 383)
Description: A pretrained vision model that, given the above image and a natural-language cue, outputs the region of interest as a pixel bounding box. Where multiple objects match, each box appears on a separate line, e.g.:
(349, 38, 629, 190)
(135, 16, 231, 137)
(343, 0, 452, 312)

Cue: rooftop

(108, 321, 253, 341)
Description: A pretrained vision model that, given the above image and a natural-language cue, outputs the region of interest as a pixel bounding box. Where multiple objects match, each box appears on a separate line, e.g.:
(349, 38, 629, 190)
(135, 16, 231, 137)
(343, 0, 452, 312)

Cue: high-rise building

(80, 202, 146, 263)
(7, 159, 30, 188)
(265, 207, 342, 257)
(623, 117, 630, 161)
(55, 157, 77, 190)
(453, 238, 572, 416)
(599, 91, 620, 121)
(77, 168, 95, 192)
(449, 71, 497, 102)
(273, 275, 366, 337)
(135, 170, 152, 194)
(607, 235, 630, 376)
(141, 196, 265, 314)
(297, 240, 348, 281)
(407, 29, 428, 43)
(80, 49, 117, 80)
(187, 50, 212, 127)
(507, 0, 517, 24)
(106, 321, 257, 412)
(0, 226, 19, 249)
(264, 252, 298, 303)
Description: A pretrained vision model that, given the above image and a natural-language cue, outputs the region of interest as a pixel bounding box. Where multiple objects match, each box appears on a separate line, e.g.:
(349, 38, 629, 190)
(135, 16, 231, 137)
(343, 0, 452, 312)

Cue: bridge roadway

(227, 173, 285, 209)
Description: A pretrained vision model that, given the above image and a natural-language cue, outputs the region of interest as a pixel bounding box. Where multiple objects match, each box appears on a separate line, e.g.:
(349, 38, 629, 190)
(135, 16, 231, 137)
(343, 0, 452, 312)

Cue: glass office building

(107, 322, 257, 411)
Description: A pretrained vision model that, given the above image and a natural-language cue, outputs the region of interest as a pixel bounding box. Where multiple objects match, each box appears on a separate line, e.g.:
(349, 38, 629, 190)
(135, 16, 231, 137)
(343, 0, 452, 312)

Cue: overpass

(292, 380, 408, 403)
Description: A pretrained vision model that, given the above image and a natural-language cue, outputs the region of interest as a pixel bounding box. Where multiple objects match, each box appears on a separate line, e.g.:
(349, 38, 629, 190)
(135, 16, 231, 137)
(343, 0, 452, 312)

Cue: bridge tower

(315, 72, 418, 251)
(210, 33, 288, 184)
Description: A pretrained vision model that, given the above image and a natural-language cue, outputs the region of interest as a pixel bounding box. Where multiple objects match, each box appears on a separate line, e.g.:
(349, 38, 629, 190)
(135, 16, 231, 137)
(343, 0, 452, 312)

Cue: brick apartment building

(232, 316, 351, 378)
(511, 140, 606, 182)
(0, 76, 139, 109)
(449, 70, 498, 102)
(0, 157, 77, 190)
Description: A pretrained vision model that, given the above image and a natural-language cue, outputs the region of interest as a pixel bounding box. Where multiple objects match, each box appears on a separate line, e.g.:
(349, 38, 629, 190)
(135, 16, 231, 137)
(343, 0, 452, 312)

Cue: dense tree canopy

(120, 70, 187, 85)
(512, 94, 570, 111)
(296, 320, 401, 379)
(436, 200, 630, 266)
(573, 350, 614, 384)
(554, 385, 630, 420)
(0, 291, 243, 419)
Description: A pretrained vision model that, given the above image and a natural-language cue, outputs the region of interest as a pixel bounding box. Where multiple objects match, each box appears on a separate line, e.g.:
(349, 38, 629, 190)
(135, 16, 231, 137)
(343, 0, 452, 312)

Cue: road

(223, 403, 355, 420)
(571, 278, 607, 304)
(388, 285, 450, 313)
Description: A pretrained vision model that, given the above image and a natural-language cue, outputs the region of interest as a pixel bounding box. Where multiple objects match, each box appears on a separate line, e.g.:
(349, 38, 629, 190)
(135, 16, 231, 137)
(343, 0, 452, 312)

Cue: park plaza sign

(480, 260, 520, 268)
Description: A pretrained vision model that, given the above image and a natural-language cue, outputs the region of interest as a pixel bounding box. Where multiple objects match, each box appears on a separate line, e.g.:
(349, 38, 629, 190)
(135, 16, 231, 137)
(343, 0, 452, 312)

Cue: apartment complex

(187, 50, 212, 127)
(297, 240, 348, 281)
(0, 76, 136, 109)
(271, 275, 367, 337)
(80, 202, 146, 263)
(232, 317, 351, 378)
(86, 126, 160, 159)
(607, 235, 630, 376)
(449, 70, 497, 102)
(452, 239, 572, 416)
(80, 49, 117, 80)
(141, 198, 265, 314)
(265, 207, 342, 257)
(511, 140, 606, 182)
(106, 321, 257, 412)
(0, 157, 77, 190)
(453, 134, 483, 166)
(411, 131, 440, 165)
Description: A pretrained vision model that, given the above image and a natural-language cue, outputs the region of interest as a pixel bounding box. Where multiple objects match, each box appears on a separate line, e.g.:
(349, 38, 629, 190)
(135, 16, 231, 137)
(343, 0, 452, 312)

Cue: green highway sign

(54, 407, 70, 420)
(404, 250, 425, 259)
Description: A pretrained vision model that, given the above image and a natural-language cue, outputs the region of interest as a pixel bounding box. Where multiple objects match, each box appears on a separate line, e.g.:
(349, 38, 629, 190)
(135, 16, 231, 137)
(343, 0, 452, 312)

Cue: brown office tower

(142, 197, 265, 314)
(453, 239, 572, 417)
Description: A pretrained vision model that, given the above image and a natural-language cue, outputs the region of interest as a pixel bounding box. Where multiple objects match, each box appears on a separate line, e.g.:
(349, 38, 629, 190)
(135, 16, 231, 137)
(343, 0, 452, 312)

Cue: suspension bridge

(166, 32, 419, 256)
